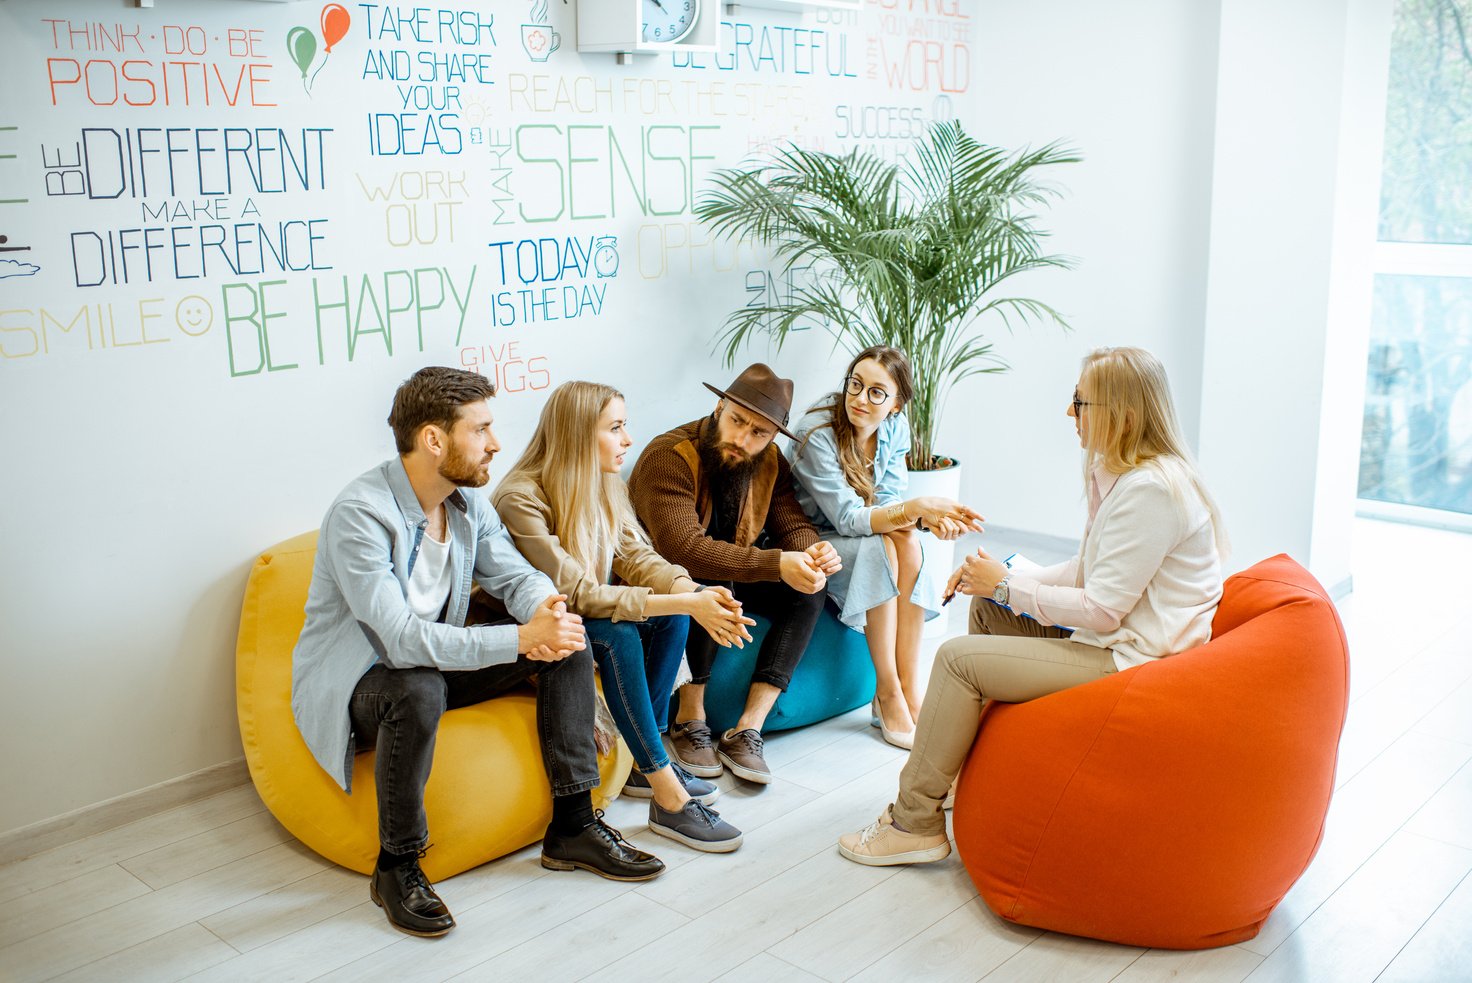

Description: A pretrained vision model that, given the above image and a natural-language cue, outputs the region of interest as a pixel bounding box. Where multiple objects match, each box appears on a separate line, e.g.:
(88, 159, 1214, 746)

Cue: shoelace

(855, 817, 887, 847)
(679, 723, 714, 750)
(401, 848, 434, 892)
(591, 809, 635, 850)
(686, 799, 722, 828)
(672, 764, 707, 787)
(728, 729, 763, 755)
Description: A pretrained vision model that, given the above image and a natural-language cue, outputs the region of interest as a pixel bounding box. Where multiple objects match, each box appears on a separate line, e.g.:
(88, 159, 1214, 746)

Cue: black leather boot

(369, 857, 456, 937)
(541, 809, 665, 881)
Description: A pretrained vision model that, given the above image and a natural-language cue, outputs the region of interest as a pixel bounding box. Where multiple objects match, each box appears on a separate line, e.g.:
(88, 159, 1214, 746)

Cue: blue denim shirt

(291, 457, 555, 790)
(786, 408, 910, 537)
(784, 409, 940, 628)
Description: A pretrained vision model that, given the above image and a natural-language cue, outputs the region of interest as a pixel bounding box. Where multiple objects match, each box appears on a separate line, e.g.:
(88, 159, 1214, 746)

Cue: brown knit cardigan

(627, 416, 819, 583)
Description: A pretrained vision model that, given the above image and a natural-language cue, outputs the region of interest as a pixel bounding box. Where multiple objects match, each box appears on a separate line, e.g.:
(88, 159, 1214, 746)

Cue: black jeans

(347, 646, 600, 855)
(684, 579, 827, 692)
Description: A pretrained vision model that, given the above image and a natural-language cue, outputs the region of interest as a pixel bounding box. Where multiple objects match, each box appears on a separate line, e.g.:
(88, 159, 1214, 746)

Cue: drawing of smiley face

(175, 295, 214, 336)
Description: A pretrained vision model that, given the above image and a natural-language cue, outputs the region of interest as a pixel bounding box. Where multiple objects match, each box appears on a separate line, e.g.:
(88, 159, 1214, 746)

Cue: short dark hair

(387, 367, 497, 454)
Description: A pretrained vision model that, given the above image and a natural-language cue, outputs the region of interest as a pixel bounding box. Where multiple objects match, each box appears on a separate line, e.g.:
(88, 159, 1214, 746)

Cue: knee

(937, 638, 971, 677)
(588, 619, 641, 667)
(550, 645, 597, 680)
(891, 526, 922, 566)
(392, 669, 447, 730)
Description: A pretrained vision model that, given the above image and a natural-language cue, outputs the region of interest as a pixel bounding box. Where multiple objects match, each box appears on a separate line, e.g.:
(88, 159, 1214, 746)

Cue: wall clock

(577, 0, 717, 62)
(643, 0, 700, 44)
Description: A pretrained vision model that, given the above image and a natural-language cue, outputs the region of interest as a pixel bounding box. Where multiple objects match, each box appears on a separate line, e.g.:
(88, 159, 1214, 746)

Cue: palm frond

(695, 123, 1080, 467)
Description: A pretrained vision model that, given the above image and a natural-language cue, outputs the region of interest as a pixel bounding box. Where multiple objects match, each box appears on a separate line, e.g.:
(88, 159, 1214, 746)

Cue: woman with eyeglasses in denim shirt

(786, 345, 985, 749)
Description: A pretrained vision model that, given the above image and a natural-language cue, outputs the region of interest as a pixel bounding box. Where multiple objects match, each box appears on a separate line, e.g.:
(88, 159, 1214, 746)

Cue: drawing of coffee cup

(521, 23, 560, 61)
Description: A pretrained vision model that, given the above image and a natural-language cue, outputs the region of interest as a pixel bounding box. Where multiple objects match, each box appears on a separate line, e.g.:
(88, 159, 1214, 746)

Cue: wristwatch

(991, 577, 1010, 607)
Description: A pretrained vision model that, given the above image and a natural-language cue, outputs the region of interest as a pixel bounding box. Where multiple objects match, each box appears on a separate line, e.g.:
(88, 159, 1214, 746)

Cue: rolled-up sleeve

(872, 415, 911, 507)
(790, 425, 876, 538)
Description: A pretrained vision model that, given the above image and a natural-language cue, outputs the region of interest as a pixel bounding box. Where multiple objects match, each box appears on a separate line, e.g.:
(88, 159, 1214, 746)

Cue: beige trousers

(892, 597, 1117, 835)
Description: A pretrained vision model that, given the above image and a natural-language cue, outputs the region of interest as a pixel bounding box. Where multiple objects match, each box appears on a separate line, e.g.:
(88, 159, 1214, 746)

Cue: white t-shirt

(406, 522, 453, 622)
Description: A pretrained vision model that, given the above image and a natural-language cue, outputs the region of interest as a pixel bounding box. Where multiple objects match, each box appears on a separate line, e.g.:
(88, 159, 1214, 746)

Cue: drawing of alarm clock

(593, 237, 620, 278)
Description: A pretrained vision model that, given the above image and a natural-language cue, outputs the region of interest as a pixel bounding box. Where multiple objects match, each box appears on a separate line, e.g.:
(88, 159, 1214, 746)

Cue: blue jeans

(585, 615, 689, 774)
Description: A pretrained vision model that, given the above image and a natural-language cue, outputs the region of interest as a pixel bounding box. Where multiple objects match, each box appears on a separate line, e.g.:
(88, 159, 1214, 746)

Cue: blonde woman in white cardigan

(838, 346, 1227, 866)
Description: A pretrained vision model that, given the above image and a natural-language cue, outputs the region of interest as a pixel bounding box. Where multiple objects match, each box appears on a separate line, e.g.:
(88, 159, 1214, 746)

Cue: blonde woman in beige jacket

(493, 381, 755, 854)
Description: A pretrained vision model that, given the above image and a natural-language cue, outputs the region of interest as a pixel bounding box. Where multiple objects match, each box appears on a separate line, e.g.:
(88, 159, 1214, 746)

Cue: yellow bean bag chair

(236, 531, 632, 882)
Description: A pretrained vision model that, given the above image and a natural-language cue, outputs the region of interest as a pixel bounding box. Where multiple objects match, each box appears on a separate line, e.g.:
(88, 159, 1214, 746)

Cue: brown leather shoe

(718, 727, 772, 784)
(668, 719, 722, 778)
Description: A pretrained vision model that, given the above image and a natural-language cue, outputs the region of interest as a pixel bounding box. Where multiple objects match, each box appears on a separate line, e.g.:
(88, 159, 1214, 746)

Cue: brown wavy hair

(798, 345, 914, 505)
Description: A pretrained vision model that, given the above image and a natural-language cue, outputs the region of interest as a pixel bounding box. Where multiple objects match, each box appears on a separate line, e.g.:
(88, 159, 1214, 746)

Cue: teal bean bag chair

(688, 605, 875, 734)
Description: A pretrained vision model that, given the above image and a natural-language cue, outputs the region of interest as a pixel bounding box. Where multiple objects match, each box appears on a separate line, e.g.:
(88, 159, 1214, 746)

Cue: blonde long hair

(502, 381, 644, 580)
(1079, 347, 1229, 556)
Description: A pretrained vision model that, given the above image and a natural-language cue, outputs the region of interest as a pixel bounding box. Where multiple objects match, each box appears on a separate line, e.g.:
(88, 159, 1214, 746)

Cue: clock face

(642, 0, 699, 44)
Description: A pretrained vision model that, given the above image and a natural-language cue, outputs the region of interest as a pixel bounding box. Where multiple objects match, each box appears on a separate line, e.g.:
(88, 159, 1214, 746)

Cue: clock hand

(650, 0, 668, 10)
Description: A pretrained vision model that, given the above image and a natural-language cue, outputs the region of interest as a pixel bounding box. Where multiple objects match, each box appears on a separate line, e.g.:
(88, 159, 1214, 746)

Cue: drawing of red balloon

(321, 4, 351, 52)
(286, 26, 317, 78)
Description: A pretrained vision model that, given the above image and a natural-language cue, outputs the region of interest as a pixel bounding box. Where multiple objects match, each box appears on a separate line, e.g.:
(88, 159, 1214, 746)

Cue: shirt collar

(385, 456, 467, 528)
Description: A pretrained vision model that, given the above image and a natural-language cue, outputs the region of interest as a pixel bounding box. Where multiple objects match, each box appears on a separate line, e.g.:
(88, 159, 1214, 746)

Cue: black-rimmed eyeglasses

(1071, 389, 1097, 415)
(846, 376, 892, 405)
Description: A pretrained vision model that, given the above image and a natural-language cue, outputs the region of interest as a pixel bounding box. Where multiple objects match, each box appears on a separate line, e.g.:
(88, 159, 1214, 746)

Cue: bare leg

(867, 534, 914, 733)
(645, 765, 691, 812)
(888, 527, 926, 721)
(676, 683, 707, 725)
(734, 682, 782, 732)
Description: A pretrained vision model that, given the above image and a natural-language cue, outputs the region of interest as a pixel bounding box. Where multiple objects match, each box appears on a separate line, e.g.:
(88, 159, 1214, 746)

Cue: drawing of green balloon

(286, 26, 317, 79)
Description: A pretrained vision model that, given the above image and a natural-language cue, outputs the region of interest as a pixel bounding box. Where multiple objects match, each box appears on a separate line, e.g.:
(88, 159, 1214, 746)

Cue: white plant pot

(907, 459, 963, 638)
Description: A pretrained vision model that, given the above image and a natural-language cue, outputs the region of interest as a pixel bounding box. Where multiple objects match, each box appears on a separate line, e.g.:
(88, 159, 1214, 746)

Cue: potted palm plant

(694, 121, 1078, 470)
(694, 122, 1077, 623)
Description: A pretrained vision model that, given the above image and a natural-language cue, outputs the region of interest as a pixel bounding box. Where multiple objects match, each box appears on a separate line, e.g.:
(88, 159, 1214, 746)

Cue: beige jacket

(492, 473, 698, 622)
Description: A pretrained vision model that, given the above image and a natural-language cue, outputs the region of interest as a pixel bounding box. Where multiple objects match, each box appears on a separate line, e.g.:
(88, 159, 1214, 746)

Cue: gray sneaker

(718, 728, 772, 784)
(649, 799, 743, 853)
(622, 765, 720, 806)
(667, 720, 722, 778)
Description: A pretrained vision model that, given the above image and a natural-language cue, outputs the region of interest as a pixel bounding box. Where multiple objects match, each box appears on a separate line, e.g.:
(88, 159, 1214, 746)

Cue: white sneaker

(837, 805, 951, 866)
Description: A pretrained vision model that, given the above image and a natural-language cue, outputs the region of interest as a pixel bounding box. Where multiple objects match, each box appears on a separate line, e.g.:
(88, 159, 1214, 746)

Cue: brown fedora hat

(703, 363, 798, 439)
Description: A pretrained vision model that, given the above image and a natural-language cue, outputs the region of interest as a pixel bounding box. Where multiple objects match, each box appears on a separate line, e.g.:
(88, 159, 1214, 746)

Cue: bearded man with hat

(628, 364, 842, 784)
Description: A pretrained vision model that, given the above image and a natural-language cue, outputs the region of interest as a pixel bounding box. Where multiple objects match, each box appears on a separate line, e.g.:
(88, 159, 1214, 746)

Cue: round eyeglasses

(846, 376, 892, 406)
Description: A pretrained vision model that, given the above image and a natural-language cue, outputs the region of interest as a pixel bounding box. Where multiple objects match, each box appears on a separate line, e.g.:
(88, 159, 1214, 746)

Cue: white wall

(949, 0, 1387, 593)
(0, 0, 1386, 836)
(0, 0, 974, 834)
(945, 0, 1223, 541)
(1196, 0, 1388, 587)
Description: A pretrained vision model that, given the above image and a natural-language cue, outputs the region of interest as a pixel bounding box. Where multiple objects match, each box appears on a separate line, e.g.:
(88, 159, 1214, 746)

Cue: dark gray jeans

(348, 646, 600, 855)
(683, 578, 827, 692)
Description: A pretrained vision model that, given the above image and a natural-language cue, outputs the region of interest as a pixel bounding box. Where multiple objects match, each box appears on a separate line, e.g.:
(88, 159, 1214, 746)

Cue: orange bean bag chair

(951, 554, 1349, 949)
(237, 531, 632, 882)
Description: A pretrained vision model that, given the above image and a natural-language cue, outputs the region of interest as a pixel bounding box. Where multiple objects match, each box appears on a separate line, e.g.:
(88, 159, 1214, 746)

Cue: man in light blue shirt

(292, 367, 663, 938)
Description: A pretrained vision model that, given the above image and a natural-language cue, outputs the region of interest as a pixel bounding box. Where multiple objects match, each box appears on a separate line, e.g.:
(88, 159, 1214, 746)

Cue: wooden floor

(4, 518, 1471, 982)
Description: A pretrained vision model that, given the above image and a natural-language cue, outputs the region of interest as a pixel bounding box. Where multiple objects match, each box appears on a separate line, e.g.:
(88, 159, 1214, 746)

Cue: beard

(439, 441, 491, 487)
(697, 419, 759, 539)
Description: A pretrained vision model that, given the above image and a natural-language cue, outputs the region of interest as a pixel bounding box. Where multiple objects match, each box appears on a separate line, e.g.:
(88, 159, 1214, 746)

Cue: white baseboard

(0, 758, 252, 866)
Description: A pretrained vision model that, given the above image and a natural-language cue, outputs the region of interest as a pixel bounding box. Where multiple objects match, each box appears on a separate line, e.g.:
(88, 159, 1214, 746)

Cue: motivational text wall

(0, 0, 979, 832)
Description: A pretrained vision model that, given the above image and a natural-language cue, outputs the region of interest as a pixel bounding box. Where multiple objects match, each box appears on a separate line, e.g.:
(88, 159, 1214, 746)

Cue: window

(1360, 0, 1472, 520)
